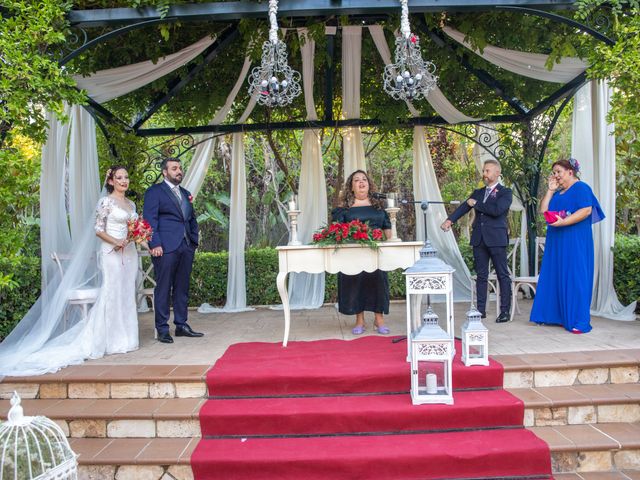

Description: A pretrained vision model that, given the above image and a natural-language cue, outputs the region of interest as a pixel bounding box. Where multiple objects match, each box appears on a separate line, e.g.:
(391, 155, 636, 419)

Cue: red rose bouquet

(312, 220, 384, 249)
(127, 217, 153, 244)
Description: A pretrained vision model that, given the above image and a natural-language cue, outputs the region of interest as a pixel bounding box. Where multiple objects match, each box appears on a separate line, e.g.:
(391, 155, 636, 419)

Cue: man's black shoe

(496, 312, 511, 323)
(158, 332, 174, 343)
(480, 312, 487, 319)
(175, 324, 204, 337)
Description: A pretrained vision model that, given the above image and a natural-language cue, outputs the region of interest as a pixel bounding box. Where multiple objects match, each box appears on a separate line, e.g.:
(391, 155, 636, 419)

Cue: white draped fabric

(73, 36, 215, 103)
(341, 26, 367, 176)
(182, 57, 253, 196)
(68, 106, 101, 242)
(39, 111, 72, 289)
(286, 28, 328, 309)
(413, 126, 472, 300)
(442, 26, 587, 83)
(572, 82, 636, 320)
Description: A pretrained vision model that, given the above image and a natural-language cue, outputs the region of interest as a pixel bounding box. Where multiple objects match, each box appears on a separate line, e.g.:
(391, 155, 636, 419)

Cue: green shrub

(0, 256, 40, 341)
(613, 234, 640, 309)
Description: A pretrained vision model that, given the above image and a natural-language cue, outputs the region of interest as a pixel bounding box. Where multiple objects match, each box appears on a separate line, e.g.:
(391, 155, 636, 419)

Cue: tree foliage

(0, 0, 85, 146)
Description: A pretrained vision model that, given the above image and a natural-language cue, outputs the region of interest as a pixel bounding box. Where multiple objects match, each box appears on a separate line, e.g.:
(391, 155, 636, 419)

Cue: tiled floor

(84, 300, 639, 366)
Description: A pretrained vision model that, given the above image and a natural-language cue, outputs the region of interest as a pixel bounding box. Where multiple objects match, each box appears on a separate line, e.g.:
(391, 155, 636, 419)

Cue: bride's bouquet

(312, 220, 383, 249)
(127, 218, 153, 245)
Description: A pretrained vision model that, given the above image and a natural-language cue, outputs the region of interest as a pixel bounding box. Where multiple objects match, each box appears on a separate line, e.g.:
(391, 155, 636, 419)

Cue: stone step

(0, 364, 209, 400)
(1, 384, 637, 439)
(498, 349, 640, 389)
(67, 424, 640, 479)
(509, 384, 640, 427)
(1, 349, 638, 401)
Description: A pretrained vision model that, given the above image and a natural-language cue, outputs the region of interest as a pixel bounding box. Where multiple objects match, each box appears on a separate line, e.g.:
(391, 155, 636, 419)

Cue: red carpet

(192, 336, 552, 480)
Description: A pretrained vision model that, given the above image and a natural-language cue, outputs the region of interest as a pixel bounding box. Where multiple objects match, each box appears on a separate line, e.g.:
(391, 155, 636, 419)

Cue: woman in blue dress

(530, 158, 605, 333)
(332, 170, 392, 335)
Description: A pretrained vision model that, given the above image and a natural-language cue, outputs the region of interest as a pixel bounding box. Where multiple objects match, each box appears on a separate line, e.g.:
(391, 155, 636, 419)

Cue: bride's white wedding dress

(0, 197, 139, 377)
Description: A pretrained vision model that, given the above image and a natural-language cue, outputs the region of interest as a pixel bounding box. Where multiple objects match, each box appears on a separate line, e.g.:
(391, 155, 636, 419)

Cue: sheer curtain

(286, 28, 328, 309)
(442, 26, 587, 83)
(182, 57, 252, 196)
(572, 82, 636, 320)
(341, 26, 367, 176)
(413, 126, 472, 301)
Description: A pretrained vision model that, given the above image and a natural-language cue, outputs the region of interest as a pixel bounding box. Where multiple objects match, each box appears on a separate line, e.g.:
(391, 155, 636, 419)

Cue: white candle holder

(287, 209, 302, 246)
(385, 206, 402, 242)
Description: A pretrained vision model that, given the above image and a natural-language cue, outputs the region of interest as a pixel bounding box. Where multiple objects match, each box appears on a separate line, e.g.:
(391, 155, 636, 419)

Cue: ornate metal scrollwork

(417, 342, 450, 357)
(408, 275, 447, 292)
(137, 133, 197, 188)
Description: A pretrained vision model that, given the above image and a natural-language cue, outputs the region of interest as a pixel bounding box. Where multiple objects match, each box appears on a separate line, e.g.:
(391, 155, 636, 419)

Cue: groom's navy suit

(448, 183, 512, 315)
(143, 181, 199, 335)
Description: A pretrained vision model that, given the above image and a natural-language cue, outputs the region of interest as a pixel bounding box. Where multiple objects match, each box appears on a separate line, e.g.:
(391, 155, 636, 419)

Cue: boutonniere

(188, 194, 193, 203)
(490, 188, 498, 199)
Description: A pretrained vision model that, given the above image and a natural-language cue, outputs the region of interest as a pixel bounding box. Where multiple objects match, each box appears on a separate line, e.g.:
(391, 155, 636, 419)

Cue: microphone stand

(390, 199, 460, 344)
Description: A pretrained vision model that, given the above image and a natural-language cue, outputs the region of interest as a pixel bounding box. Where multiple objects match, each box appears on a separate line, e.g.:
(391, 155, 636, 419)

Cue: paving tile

(76, 399, 132, 417)
(91, 438, 151, 464)
(528, 426, 575, 452)
(68, 437, 112, 462)
(579, 473, 633, 480)
(492, 354, 532, 371)
(153, 398, 204, 419)
(573, 384, 631, 403)
(62, 365, 113, 381)
(114, 398, 167, 418)
(621, 470, 640, 480)
(136, 438, 193, 464)
(169, 365, 210, 381)
(612, 383, 640, 401)
(595, 423, 640, 449)
(506, 388, 551, 407)
(533, 386, 592, 406)
(178, 437, 199, 464)
(41, 398, 96, 417)
(552, 424, 620, 451)
(552, 474, 582, 480)
(97, 364, 149, 381)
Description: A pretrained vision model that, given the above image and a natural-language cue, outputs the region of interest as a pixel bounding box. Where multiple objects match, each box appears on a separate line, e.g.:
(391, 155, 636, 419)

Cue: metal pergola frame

(61, 0, 614, 268)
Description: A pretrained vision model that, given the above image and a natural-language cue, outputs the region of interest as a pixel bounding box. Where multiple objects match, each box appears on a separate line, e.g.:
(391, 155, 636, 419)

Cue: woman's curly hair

(339, 169, 384, 209)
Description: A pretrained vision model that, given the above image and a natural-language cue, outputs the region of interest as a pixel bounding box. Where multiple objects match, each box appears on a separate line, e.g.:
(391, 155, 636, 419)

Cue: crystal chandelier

(383, 0, 438, 101)
(247, 0, 301, 107)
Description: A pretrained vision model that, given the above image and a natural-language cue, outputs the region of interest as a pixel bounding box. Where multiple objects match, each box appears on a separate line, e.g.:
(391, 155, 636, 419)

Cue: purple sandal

(352, 325, 366, 335)
(374, 325, 390, 335)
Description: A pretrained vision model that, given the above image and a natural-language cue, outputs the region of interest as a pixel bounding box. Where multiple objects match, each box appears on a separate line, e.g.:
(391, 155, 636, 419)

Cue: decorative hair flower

(568, 157, 580, 173)
(188, 195, 193, 203)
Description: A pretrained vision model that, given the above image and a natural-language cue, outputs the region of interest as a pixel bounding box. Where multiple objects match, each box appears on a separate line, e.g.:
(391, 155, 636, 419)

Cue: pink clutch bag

(543, 210, 569, 224)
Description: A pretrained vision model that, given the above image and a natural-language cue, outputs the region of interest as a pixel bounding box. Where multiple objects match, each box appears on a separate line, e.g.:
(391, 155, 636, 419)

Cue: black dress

(331, 206, 392, 315)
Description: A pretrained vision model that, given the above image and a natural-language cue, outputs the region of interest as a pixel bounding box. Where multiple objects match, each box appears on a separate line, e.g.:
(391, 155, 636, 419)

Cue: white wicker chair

(51, 252, 100, 328)
(509, 237, 546, 321)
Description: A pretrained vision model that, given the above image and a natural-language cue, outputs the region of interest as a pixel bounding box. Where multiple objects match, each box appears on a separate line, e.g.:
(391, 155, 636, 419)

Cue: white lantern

(410, 309, 454, 405)
(403, 241, 455, 361)
(0, 392, 78, 480)
(461, 306, 489, 367)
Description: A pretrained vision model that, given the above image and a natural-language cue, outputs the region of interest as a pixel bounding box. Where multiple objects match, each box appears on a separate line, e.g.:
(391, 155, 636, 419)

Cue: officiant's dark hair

(160, 157, 181, 171)
(104, 165, 128, 194)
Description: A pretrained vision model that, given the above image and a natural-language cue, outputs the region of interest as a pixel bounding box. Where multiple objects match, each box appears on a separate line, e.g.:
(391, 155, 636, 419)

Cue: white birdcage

(0, 392, 77, 480)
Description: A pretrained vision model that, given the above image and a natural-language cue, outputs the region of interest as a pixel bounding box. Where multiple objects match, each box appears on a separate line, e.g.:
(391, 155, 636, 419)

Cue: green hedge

(0, 256, 40, 341)
(613, 234, 640, 309)
(1, 235, 638, 340)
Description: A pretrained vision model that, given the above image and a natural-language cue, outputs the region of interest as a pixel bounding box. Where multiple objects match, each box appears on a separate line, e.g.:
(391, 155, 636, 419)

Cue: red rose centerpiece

(312, 220, 384, 249)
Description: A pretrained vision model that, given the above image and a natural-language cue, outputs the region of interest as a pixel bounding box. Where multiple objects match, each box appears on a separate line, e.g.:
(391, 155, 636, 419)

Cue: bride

(0, 165, 140, 377)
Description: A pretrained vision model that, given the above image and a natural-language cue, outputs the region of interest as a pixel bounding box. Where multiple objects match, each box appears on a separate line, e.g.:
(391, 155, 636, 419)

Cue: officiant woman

(332, 170, 392, 336)
(530, 158, 604, 333)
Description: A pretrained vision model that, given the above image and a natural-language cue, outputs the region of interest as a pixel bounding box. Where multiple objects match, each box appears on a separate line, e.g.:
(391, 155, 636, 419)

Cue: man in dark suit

(143, 157, 204, 343)
(441, 159, 513, 323)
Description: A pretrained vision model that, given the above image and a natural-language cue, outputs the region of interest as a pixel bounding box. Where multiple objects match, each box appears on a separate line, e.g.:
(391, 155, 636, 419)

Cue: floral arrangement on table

(127, 217, 153, 245)
(312, 220, 384, 249)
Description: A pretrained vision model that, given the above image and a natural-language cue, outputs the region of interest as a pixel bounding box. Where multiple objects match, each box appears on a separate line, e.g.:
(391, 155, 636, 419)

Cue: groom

(144, 157, 203, 343)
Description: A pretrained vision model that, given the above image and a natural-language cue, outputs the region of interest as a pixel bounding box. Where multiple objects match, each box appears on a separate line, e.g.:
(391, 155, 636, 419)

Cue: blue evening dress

(530, 181, 605, 333)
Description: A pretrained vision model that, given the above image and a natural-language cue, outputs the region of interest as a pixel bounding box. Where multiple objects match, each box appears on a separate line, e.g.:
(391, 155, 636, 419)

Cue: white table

(276, 242, 423, 346)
